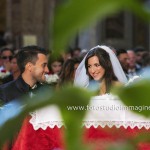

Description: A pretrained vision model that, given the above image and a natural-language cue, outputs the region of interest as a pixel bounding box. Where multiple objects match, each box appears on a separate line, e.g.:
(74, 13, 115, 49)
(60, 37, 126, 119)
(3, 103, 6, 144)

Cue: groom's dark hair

(16, 45, 48, 73)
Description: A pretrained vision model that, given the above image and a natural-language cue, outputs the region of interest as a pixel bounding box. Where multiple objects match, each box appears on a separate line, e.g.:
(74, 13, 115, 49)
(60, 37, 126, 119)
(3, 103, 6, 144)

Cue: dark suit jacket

(0, 76, 31, 103)
(2, 74, 14, 84)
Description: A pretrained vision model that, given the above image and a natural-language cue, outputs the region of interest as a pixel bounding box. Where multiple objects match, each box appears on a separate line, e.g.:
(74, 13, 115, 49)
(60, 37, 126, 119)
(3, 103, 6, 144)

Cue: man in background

(0, 47, 13, 72)
(127, 50, 141, 78)
(116, 49, 129, 79)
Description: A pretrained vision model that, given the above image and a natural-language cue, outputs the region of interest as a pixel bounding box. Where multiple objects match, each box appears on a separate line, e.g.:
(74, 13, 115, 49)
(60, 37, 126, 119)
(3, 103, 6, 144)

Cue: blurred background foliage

(1, 0, 150, 149)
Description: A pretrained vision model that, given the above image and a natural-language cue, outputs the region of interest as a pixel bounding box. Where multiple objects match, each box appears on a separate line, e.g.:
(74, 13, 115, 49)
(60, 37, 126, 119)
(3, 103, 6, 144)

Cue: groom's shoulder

(0, 80, 16, 90)
(0, 78, 22, 103)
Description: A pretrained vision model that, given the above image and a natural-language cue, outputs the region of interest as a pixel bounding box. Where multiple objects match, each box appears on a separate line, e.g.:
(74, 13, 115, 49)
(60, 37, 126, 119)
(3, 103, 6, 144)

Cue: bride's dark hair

(85, 47, 118, 93)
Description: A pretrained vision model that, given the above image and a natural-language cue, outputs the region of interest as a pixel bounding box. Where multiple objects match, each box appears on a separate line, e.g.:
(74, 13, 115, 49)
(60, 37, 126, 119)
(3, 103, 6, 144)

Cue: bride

(74, 45, 127, 95)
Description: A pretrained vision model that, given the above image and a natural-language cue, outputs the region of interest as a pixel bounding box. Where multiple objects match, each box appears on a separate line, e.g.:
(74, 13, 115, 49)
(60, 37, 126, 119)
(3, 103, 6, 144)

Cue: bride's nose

(90, 66, 96, 73)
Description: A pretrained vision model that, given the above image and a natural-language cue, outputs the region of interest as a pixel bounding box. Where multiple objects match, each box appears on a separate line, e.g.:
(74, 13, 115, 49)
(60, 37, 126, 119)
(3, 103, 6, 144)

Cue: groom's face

(31, 53, 49, 83)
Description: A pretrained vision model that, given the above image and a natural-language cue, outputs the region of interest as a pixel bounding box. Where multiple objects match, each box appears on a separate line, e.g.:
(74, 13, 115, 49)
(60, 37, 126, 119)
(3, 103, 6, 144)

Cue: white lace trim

(30, 112, 150, 130)
(29, 95, 150, 130)
(82, 121, 150, 130)
(30, 111, 64, 130)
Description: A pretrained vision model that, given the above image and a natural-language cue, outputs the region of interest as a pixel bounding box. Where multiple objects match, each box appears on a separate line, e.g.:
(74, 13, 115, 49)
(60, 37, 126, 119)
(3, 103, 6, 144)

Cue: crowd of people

(0, 45, 149, 103)
(0, 45, 150, 149)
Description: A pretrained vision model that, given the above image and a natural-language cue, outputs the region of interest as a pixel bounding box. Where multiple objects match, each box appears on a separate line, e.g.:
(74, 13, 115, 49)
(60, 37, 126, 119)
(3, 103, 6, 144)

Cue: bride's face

(87, 56, 105, 81)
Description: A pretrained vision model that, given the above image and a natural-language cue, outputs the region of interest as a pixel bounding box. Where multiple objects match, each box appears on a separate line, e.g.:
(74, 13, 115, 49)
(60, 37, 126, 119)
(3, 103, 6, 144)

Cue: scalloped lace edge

(29, 112, 150, 130)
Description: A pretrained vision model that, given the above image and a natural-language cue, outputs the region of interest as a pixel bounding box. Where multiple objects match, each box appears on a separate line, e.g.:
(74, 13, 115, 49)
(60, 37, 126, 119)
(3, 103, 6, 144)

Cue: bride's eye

(88, 65, 91, 68)
(95, 63, 100, 67)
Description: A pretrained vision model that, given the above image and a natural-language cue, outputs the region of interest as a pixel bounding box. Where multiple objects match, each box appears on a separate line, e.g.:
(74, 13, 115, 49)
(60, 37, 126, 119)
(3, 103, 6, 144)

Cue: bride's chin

(93, 78, 100, 81)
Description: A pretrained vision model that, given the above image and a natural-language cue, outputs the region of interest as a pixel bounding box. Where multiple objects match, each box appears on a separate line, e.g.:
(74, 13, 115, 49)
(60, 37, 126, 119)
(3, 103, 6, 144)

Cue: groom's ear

(25, 62, 34, 72)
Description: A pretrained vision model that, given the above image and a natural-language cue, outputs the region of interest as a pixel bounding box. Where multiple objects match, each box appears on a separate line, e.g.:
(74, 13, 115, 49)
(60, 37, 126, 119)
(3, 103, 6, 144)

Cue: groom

(0, 45, 49, 103)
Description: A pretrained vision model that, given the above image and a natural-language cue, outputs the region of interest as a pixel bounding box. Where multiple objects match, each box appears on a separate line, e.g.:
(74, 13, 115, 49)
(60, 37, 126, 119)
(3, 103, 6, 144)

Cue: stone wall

(0, 0, 6, 32)
(6, 0, 55, 49)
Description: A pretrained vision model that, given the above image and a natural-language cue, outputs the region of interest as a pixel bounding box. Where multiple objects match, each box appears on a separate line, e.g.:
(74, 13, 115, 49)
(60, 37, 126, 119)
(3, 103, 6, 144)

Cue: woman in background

(59, 57, 81, 85)
(48, 54, 64, 75)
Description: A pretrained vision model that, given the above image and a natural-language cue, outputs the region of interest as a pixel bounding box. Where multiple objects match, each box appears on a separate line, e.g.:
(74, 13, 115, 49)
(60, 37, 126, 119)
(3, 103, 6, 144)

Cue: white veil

(74, 45, 127, 87)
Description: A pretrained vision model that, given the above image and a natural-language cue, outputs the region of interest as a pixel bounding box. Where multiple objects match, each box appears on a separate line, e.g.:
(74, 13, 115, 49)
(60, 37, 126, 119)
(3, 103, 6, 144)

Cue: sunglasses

(1, 56, 13, 60)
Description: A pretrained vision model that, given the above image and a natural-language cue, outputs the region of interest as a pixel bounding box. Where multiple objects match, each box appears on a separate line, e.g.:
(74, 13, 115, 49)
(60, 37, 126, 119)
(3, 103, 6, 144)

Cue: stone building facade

(0, 0, 150, 51)
(79, 11, 149, 50)
(2, 0, 55, 49)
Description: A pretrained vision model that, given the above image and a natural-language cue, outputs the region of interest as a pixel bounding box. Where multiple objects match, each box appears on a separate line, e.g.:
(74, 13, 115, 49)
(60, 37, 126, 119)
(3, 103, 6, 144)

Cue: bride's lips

(92, 73, 99, 77)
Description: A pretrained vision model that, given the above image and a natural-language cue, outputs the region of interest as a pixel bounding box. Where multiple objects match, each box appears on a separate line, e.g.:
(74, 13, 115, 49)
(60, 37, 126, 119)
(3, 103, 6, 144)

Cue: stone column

(20, 0, 44, 46)
(43, 0, 55, 50)
(6, 0, 11, 31)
